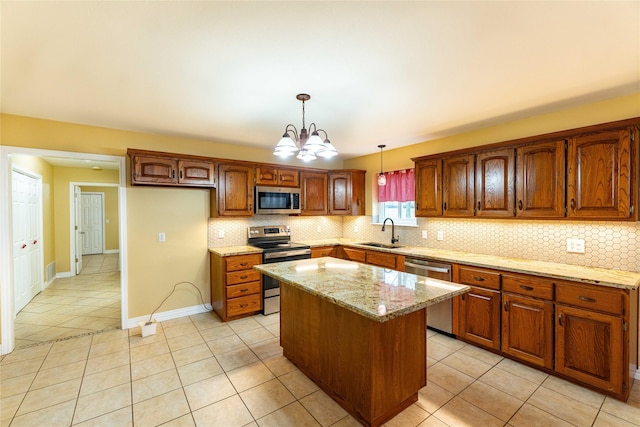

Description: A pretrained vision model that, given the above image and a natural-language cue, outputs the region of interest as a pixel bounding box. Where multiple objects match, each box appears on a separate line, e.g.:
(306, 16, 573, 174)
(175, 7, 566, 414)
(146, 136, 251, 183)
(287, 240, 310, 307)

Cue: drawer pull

(240, 304, 248, 308)
(519, 285, 534, 291)
(578, 296, 596, 303)
(239, 262, 248, 267)
(239, 275, 248, 280)
(240, 288, 249, 293)
(473, 276, 485, 282)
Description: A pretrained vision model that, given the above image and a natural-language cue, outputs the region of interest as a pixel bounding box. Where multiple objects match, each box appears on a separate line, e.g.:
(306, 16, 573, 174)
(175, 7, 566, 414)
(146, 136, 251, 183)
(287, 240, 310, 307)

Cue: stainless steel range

(248, 225, 311, 315)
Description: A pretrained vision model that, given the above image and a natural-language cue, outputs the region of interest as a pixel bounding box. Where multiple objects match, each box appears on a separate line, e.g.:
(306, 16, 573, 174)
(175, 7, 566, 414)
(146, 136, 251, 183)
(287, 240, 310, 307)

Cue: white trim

(0, 146, 128, 355)
(633, 367, 640, 381)
(44, 277, 55, 290)
(56, 272, 74, 279)
(127, 304, 213, 329)
(104, 249, 120, 254)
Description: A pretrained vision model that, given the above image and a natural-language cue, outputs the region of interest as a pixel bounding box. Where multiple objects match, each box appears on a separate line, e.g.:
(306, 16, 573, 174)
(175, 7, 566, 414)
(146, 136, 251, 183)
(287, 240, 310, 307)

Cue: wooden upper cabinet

(130, 151, 215, 188)
(215, 163, 254, 217)
(328, 170, 365, 216)
(475, 148, 515, 218)
(567, 129, 634, 219)
(415, 159, 442, 217)
(515, 140, 565, 218)
(443, 154, 475, 217)
(300, 172, 328, 215)
(255, 166, 299, 187)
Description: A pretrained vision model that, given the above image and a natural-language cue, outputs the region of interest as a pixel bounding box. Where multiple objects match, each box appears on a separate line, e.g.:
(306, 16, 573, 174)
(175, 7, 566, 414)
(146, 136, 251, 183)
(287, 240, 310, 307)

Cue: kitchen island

(254, 257, 469, 427)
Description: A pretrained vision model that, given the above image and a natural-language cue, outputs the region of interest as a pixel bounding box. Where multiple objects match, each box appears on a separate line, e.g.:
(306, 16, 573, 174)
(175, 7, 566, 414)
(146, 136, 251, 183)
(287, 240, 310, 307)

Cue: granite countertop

(254, 257, 470, 322)
(210, 239, 640, 290)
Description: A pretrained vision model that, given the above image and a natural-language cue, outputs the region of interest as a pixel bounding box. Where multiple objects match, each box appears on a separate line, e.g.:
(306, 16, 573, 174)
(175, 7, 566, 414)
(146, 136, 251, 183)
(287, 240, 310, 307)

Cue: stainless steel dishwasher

(405, 258, 454, 335)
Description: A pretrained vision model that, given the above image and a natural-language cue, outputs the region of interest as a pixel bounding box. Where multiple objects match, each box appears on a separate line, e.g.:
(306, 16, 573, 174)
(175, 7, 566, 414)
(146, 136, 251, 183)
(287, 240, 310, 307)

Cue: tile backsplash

(209, 216, 640, 272)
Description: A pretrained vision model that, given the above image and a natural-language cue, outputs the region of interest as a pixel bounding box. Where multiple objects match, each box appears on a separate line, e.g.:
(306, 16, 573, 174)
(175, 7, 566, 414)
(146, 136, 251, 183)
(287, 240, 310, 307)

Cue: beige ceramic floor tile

(527, 386, 598, 427)
(457, 344, 504, 366)
(433, 396, 503, 427)
(73, 383, 131, 424)
(383, 403, 430, 427)
(240, 378, 296, 419)
(183, 374, 237, 411)
(129, 340, 170, 363)
(600, 395, 640, 425)
(593, 410, 639, 427)
(40, 346, 89, 370)
(478, 366, 539, 401)
(84, 349, 129, 375)
(416, 381, 454, 414)
(162, 322, 198, 338)
(263, 355, 297, 377)
(160, 413, 196, 427)
(440, 350, 493, 379)
(250, 338, 283, 360)
(198, 324, 236, 341)
(254, 313, 280, 326)
(426, 340, 458, 361)
(131, 352, 175, 381)
(133, 388, 190, 426)
(216, 347, 260, 372)
(132, 368, 182, 403)
(88, 336, 129, 358)
(458, 380, 523, 422)
(495, 357, 548, 385)
(50, 335, 92, 354)
(206, 334, 247, 355)
(9, 399, 76, 427)
(0, 372, 36, 398)
(227, 362, 275, 392)
(192, 394, 254, 427)
(540, 375, 605, 409)
(417, 415, 450, 427)
(17, 377, 82, 415)
(171, 343, 213, 367)
(176, 357, 224, 386)
(238, 327, 276, 346)
(0, 344, 51, 364)
(257, 401, 321, 427)
(166, 331, 205, 352)
(429, 334, 466, 351)
(265, 322, 280, 337)
(73, 407, 133, 426)
(228, 317, 263, 334)
(510, 403, 575, 427)
(299, 389, 348, 426)
(425, 363, 475, 394)
(31, 359, 86, 390)
(80, 364, 131, 396)
(279, 369, 320, 399)
(1, 393, 25, 424)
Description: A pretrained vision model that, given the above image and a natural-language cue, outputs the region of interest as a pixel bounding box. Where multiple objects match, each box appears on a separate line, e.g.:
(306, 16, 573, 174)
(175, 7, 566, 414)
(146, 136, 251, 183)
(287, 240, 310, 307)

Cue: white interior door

(81, 193, 104, 255)
(12, 170, 42, 313)
(74, 185, 83, 274)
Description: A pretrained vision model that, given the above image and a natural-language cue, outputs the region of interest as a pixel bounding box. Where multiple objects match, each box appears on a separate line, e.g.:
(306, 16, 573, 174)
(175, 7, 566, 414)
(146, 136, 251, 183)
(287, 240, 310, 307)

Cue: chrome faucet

(381, 218, 399, 245)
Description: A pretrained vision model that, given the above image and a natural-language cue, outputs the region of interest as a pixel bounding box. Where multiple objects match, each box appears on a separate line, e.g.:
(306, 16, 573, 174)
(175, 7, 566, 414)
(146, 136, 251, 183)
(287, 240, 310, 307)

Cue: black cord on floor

(146, 281, 207, 325)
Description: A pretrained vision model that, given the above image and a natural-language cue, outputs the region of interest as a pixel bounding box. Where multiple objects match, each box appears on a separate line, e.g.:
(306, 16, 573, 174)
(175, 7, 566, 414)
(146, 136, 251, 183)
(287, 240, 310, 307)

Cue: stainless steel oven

(248, 225, 311, 315)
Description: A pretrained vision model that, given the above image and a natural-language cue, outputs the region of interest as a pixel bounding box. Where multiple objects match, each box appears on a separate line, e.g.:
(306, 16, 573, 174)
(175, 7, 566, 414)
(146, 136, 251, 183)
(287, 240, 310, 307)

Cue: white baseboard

(43, 277, 55, 290)
(56, 272, 74, 279)
(104, 249, 120, 254)
(127, 303, 213, 329)
(634, 367, 640, 381)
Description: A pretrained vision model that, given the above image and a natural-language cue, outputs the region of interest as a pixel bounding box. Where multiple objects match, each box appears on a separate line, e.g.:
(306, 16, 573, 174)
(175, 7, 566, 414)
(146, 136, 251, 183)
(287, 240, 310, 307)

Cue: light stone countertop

(254, 257, 470, 322)
(210, 239, 640, 290)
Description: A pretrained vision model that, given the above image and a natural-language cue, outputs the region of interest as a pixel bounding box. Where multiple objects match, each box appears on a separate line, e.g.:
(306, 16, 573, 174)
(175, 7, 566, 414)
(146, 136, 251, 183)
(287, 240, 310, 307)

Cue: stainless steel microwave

(255, 186, 301, 214)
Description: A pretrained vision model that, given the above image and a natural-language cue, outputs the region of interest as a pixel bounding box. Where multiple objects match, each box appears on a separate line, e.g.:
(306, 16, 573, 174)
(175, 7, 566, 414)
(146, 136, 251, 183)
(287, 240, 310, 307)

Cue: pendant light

(377, 144, 387, 186)
(273, 94, 338, 161)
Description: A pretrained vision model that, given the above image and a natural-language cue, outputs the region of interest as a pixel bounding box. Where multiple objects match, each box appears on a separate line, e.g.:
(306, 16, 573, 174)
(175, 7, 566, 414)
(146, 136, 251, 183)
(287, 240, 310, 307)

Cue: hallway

(14, 256, 121, 348)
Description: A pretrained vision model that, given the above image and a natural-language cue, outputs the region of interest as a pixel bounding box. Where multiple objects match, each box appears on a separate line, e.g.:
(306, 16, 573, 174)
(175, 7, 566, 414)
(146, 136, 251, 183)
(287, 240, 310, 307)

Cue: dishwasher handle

(405, 261, 451, 274)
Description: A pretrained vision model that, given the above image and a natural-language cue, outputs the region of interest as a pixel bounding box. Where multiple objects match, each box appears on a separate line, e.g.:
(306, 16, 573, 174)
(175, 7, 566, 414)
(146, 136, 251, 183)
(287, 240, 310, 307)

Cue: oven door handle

(264, 249, 311, 260)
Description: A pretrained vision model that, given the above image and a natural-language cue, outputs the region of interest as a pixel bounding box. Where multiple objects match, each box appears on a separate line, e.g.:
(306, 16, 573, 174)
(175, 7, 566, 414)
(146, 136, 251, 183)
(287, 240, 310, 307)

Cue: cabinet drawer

(311, 246, 337, 258)
(556, 282, 625, 315)
(502, 273, 554, 300)
(342, 247, 366, 263)
(226, 281, 261, 299)
(366, 251, 397, 270)
(226, 269, 261, 285)
(458, 266, 501, 290)
(226, 294, 261, 317)
(225, 254, 262, 272)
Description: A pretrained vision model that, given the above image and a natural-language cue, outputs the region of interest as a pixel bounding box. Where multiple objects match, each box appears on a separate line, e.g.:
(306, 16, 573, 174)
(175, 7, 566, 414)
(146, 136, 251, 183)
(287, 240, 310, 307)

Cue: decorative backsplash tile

(209, 215, 639, 272)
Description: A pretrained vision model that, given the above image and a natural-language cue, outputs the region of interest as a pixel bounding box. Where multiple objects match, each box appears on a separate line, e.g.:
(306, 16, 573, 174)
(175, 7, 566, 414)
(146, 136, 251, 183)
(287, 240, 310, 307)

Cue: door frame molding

(0, 146, 128, 355)
(10, 165, 44, 312)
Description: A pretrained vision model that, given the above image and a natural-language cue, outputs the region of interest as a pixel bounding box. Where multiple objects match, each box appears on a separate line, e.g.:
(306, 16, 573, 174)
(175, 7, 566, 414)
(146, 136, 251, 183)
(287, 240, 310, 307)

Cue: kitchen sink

(359, 242, 404, 249)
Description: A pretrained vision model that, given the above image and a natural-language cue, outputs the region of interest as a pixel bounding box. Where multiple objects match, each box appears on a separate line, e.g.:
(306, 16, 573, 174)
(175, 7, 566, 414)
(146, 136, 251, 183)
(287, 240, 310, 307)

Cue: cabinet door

(516, 140, 565, 218)
(502, 293, 553, 369)
(443, 154, 475, 217)
(341, 247, 366, 263)
(415, 159, 442, 217)
(178, 160, 216, 186)
(132, 155, 177, 184)
(458, 286, 501, 350)
(328, 172, 352, 215)
(255, 166, 279, 186)
(278, 169, 300, 187)
(567, 129, 633, 219)
(555, 304, 624, 395)
(217, 164, 254, 217)
(300, 172, 328, 215)
(475, 148, 515, 218)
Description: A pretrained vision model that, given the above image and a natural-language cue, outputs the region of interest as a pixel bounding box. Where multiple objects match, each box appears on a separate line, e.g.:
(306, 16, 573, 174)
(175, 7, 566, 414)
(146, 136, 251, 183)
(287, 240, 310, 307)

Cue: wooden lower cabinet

(340, 247, 366, 263)
(210, 252, 262, 321)
(366, 250, 404, 270)
(311, 246, 337, 258)
(457, 286, 501, 351)
(502, 293, 553, 369)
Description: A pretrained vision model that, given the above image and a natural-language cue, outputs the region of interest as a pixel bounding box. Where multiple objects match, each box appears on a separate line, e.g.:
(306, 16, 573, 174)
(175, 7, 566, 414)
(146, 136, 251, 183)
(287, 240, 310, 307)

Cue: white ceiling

(2, 1, 639, 160)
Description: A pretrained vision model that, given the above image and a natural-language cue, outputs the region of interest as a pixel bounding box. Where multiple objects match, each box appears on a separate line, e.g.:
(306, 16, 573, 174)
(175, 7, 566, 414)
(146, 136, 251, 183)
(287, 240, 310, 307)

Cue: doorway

(0, 146, 128, 355)
(81, 192, 104, 256)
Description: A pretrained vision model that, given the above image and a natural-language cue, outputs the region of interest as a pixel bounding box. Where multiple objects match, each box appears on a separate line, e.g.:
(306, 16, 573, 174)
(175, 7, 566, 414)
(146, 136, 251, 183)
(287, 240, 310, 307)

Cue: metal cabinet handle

(248, 203, 252, 212)
(180, 170, 183, 179)
(518, 200, 523, 210)
(578, 296, 596, 303)
(239, 304, 248, 308)
(240, 288, 249, 293)
(520, 285, 534, 291)
(570, 199, 575, 210)
(473, 276, 485, 282)
(239, 262, 248, 267)
(477, 201, 481, 210)
(461, 293, 465, 301)
(240, 275, 248, 280)
(172, 170, 175, 179)
(443, 202, 447, 211)
(558, 313, 564, 326)
(503, 301, 508, 311)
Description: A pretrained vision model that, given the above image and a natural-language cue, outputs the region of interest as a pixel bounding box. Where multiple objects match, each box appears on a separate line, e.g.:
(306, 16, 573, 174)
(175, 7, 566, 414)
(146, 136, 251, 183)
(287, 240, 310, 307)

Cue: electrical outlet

(158, 232, 165, 242)
(421, 230, 428, 239)
(437, 231, 444, 241)
(317, 225, 321, 233)
(354, 225, 359, 233)
(218, 230, 225, 239)
(566, 238, 585, 253)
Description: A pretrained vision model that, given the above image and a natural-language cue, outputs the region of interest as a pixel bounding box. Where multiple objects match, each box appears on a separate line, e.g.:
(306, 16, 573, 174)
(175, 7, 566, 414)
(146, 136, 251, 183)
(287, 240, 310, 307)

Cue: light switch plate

(218, 230, 225, 238)
(421, 230, 428, 239)
(158, 232, 165, 242)
(437, 231, 444, 241)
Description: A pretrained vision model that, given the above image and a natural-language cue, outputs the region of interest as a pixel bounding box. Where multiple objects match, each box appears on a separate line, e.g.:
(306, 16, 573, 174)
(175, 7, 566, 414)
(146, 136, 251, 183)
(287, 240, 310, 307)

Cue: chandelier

(273, 93, 338, 161)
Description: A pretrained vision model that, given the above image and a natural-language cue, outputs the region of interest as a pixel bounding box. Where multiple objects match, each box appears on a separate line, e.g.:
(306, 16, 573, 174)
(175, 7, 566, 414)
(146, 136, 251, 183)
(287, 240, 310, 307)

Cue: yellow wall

(52, 167, 119, 273)
(81, 185, 120, 252)
(9, 155, 55, 281)
(344, 93, 640, 213)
